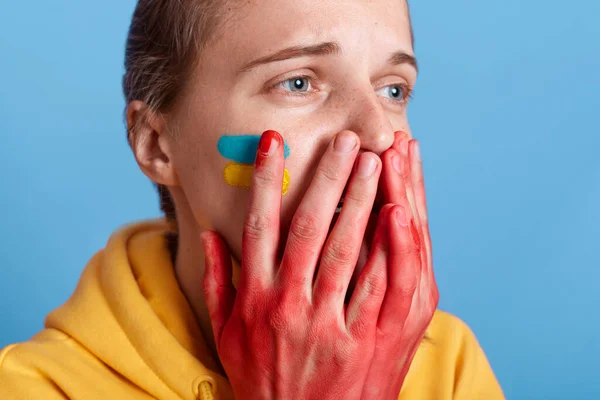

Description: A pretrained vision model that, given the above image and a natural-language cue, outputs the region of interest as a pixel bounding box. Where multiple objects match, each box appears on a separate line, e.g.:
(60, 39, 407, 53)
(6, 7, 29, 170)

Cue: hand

(360, 132, 439, 399)
(202, 129, 397, 399)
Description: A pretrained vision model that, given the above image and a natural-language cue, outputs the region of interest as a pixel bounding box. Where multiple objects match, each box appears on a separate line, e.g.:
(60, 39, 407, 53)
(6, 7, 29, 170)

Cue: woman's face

(167, 0, 417, 265)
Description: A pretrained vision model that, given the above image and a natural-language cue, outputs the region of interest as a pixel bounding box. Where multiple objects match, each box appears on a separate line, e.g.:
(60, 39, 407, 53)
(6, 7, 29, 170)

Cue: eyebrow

(237, 41, 418, 75)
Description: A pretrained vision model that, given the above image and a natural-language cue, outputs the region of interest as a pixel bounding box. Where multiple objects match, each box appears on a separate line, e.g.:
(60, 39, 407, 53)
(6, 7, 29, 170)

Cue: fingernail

(414, 141, 421, 162)
(395, 205, 408, 227)
(259, 130, 280, 156)
(392, 155, 402, 174)
(334, 131, 357, 154)
(357, 153, 377, 177)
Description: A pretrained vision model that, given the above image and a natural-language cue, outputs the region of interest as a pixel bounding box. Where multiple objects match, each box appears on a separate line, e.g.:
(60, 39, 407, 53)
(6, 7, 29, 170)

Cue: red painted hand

(202, 129, 402, 399)
(359, 132, 439, 399)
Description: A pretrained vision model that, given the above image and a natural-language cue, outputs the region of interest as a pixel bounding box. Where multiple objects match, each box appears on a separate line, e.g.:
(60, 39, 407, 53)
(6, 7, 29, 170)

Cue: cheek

(167, 126, 230, 225)
(176, 152, 225, 220)
(217, 134, 292, 194)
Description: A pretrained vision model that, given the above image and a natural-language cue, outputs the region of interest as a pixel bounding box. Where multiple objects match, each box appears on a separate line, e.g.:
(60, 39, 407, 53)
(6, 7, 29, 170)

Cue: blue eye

(281, 77, 310, 92)
(377, 85, 406, 102)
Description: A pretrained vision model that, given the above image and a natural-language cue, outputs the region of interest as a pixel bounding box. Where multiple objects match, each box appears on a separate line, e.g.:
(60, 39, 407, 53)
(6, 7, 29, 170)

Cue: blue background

(1, 1, 599, 398)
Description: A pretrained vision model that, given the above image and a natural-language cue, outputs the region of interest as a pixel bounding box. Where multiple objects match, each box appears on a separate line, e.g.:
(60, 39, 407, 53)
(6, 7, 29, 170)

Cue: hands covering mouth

(201, 129, 439, 400)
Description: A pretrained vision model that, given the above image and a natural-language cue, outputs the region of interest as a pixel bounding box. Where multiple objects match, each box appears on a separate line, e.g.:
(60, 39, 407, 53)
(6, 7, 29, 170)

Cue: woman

(0, 0, 504, 398)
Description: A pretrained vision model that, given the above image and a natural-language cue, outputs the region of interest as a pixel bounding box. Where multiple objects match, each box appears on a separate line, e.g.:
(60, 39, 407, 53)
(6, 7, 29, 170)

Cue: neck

(171, 208, 223, 372)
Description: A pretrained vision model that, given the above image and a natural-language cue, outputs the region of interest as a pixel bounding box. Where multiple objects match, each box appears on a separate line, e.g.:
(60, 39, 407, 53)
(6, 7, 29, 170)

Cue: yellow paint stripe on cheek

(224, 162, 290, 195)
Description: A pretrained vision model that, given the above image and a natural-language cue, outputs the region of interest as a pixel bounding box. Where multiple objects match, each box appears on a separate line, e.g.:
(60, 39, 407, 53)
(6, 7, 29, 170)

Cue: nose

(344, 90, 395, 155)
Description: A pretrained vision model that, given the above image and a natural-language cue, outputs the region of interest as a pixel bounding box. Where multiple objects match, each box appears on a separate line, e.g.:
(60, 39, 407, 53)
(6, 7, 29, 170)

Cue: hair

(123, 0, 232, 225)
(123, 0, 413, 227)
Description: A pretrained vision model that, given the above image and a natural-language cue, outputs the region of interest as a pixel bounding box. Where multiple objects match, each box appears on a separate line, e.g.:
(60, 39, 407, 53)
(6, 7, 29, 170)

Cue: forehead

(214, 0, 413, 61)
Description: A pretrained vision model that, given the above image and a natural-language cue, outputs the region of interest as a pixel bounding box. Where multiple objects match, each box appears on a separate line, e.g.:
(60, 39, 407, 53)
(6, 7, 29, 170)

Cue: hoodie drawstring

(197, 380, 214, 400)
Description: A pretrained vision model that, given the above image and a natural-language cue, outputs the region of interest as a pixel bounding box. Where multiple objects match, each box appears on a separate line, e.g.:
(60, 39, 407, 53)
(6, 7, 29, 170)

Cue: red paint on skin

(204, 128, 439, 399)
(215, 280, 374, 397)
(255, 130, 281, 169)
(358, 207, 429, 399)
(208, 210, 376, 398)
(355, 139, 440, 399)
(346, 206, 392, 332)
(410, 219, 421, 252)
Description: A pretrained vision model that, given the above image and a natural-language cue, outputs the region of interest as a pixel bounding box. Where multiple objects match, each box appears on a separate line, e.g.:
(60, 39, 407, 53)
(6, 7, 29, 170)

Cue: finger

(201, 231, 236, 353)
(381, 147, 411, 218)
(408, 140, 428, 225)
(390, 134, 426, 282)
(313, 152, 381, 310)
(377, 205, 420, 333)
(241, 130, 285, 290)
(345, 204, 394, 339)
(278, 130, 359, 293)
(409, 139, 433, 278)
(392, 132, 420, 227)
(383, 146, 425, 282)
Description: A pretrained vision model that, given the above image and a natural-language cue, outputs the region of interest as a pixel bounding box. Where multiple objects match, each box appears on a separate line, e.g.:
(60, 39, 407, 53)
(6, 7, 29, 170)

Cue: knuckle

(391, 276, 418, 298)
(348, 317, 372, 340)
(244, 211, 275, 239)
(317, 162, 344, 184)
(322, 238, 356, 266)
(268, 307, 291, 333)
(278, 283, 309, 309)
(280, 273, 310, 290)
(333, 340, 358, 367)
(289, 212, 322, 242)
(315, 275, 345, 297)
(342, 190, 371, 209)
(361, 272, 387, 298)
(253, 165, 279, 186)
(269, 295, 307, 333)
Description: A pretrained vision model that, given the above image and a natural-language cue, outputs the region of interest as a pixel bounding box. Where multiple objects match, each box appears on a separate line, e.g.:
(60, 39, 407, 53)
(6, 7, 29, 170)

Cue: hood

(45, 219, 234, 400)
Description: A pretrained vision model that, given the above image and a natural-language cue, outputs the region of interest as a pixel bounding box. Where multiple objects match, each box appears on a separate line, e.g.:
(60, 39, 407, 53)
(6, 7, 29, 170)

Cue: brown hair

(122, 0, 231, 223)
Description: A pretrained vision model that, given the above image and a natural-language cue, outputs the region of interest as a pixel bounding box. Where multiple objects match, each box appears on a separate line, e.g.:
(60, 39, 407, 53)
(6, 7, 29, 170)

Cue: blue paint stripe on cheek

(218, 135, 291, 163)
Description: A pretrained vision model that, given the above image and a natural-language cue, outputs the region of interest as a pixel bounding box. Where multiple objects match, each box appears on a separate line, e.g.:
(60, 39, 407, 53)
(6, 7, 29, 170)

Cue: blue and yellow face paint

(218, 135, 291, 194)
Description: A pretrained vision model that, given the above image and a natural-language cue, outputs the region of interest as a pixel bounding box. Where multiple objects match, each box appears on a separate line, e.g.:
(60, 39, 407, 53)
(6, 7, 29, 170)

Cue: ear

(127, 100, 179, 187)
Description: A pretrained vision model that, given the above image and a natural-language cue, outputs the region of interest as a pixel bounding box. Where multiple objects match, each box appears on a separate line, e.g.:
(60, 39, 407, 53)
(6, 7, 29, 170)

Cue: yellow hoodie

(0, 220, 504, 400)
